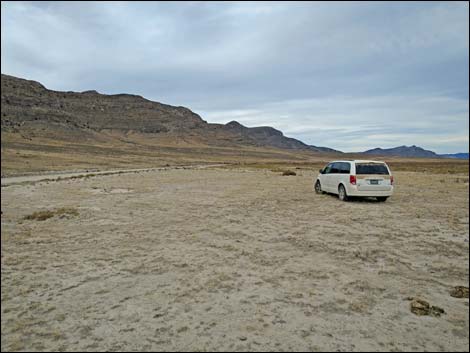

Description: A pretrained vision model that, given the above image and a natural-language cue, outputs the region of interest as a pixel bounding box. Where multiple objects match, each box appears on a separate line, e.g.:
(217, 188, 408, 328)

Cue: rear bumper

(346, 185, 394, 197)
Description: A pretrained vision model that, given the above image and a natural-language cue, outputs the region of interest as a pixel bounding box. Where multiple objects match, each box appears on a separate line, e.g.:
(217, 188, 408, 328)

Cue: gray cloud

(1, 1, 468, 153)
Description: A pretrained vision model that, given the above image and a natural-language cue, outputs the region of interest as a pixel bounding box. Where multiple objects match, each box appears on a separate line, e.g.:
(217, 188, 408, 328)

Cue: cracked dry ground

(1, 168, 469, 351)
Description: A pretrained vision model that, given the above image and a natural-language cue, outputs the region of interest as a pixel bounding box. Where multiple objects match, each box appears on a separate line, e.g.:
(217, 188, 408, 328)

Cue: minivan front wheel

(315, 180, 323, 194)
(338, 184, 348, 201)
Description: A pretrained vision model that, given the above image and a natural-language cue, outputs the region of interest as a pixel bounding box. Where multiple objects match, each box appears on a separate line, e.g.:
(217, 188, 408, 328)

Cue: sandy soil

(1, 167, 469, 351)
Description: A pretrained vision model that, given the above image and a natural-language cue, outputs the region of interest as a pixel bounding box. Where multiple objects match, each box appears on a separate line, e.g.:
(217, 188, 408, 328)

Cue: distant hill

(0, 74, 339, 153)
(439, 153, 469, 159)
(362, 145, 468, 159)
(362, 145, 439, 158)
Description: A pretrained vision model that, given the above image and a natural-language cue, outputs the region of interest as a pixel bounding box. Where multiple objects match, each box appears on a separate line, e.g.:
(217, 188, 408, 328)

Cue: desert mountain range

(1, 74, 337, 153)
(1, 74, 466, 176)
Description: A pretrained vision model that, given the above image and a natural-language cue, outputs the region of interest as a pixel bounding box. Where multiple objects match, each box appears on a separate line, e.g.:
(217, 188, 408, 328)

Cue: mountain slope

(1, 74, 338, 153)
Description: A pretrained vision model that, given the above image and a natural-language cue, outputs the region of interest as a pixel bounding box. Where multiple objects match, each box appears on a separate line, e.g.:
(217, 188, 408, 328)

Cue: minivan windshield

(356, 163, 389, 175)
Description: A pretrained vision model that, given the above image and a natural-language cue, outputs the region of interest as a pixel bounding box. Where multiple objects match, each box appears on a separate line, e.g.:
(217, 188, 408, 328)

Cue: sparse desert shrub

(23, 207, 79, 221)
(281, 170, 296, 176)
(55, 207, 79, 217)
(454, 177, 469, 183)
(23, 210, 55, 221)
(409, 298, 445, 317)
(450, 286, 469, 298)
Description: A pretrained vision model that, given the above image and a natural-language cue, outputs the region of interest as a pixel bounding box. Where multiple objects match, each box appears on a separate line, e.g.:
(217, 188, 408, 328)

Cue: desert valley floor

(1, 166, 469, 351)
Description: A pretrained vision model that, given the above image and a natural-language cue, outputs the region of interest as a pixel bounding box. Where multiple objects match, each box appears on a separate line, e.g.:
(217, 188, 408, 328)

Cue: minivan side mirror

(319, 168, 324, 174)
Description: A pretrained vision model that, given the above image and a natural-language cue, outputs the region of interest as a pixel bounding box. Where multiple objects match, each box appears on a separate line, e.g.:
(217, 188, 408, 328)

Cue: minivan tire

(338, 184, 348, 201)
(377, 197, 388, 202)
(315, 180, 323, 194)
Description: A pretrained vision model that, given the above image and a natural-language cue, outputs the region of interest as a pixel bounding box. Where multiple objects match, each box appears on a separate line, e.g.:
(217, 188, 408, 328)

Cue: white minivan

(314, 160, 394, 201)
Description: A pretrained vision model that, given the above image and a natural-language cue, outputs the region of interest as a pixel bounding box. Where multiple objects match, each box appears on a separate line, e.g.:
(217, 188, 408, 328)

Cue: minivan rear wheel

(338, 184, 348, 201)
(315, 180, 323, 194)
(377, 197, 388, 202)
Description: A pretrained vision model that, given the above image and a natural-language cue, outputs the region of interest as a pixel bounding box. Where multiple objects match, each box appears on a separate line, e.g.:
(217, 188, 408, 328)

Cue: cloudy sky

(1, 1, 468, 153)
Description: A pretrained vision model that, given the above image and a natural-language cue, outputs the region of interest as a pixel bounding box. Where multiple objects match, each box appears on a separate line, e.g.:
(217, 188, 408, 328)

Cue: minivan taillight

(350, 175, 357, 185)
(391, 175, 394, 185)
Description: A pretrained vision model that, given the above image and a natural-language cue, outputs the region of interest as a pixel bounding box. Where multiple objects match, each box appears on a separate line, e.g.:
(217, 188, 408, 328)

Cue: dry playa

(1, 167, 469, 351)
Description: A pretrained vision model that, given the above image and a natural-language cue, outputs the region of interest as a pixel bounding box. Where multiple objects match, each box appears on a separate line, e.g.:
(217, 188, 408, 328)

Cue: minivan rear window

(356, 163, 389, 175)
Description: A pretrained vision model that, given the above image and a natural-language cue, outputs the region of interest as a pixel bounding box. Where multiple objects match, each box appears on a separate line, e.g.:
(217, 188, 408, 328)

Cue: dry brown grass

(2, 130, 468, 177)
(23, 207, 79, 221)
(220, 158, 468, 176)
(1, 131, 319, 176)
(385, 160, 469, 174)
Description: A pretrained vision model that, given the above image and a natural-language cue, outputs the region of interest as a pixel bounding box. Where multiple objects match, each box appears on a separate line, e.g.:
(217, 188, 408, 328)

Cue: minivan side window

(330, 163, 340, 174)
(330, 162, 350, 174)
(340, 162, 351, 174)
(324, 163, 334, 174)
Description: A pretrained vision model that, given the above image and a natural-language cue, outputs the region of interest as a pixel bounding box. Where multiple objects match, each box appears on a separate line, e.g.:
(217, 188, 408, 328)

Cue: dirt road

(1, 167, 468, 351)
(0, 164, 226, 187)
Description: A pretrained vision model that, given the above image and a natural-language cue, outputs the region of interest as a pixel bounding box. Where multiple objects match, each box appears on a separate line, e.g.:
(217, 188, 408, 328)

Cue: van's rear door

(355, 163, 392, 191)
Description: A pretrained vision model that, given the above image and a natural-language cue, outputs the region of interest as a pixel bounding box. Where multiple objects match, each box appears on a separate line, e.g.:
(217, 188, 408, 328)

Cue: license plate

(370, 180, 379, 185)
